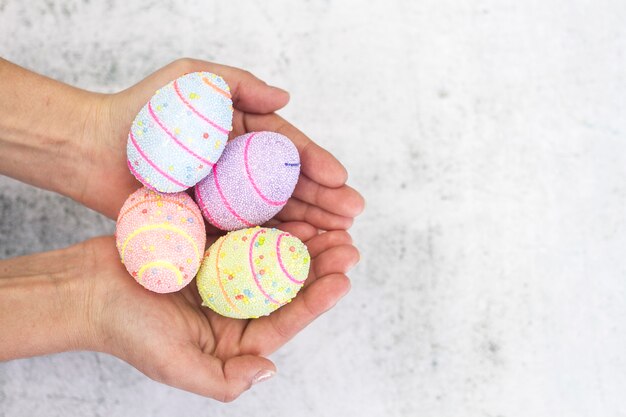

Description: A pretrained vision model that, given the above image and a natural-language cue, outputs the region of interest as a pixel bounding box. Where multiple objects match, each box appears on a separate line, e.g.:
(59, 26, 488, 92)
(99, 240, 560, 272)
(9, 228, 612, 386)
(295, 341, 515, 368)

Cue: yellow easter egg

(197, 227, 310, 318)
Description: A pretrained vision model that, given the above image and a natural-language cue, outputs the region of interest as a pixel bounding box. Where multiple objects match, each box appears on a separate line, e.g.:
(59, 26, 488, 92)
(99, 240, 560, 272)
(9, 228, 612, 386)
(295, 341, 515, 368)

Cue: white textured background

(2, 0, 626, 416)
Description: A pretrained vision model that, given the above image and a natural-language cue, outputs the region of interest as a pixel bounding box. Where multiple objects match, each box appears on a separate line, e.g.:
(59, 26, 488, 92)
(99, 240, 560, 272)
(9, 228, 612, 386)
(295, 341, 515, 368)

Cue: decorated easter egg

(194, 131, 300, 230)
(127, 72, 233, 193)
(196, 227, 310, 319)
(115, 187, 206, 293)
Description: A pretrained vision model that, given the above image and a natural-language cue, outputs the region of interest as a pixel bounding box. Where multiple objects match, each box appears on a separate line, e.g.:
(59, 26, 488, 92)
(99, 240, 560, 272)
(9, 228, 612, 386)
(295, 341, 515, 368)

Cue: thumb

(163, 347, 277, 402)
(221, 69, 290, 114)
(125, 58, 290, 115)
(222, 355, 278, 400)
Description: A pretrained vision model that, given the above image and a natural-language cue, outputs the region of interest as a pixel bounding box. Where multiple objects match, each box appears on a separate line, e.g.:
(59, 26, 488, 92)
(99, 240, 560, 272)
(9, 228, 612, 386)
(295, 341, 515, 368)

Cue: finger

(222, 355, 277, 401)
(242, 112, 348, 188)
(230, 109, 249, 139)
(200, 62, 289, 114)
(276, 198, 354, 230)
(302, 243, 360, 289)
(223, 72, 289, 114)
(240, 273, 351, 356)
(293, 174, 365, 218)
(272, 221, 319, 242)
(262, 218, 282, 228)
(164, 347, 276, 402)
(312, 244, 360, 279)
(304, 230, 353, 258)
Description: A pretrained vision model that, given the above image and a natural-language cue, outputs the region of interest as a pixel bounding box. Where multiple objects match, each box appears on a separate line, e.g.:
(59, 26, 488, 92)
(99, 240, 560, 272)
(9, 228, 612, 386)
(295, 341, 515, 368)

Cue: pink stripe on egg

(147, 101, 214, 166)
(173, 79, 230, 134)
(243, 133, 288, 207)
(249, 230, 280, 305)
(213, 164, 255, 227)
(276, 233, 306, 284)
(126, 159, 158, 192)
(194, 182, 229, 230)
(117, 196, 203, 226)
(129, 131, 189, 189)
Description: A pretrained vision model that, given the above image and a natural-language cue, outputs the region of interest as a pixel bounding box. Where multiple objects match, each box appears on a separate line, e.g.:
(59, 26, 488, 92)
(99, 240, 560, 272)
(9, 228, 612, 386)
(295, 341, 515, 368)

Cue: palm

(78, 59, 363, 400)
(90, 216, 356, 400)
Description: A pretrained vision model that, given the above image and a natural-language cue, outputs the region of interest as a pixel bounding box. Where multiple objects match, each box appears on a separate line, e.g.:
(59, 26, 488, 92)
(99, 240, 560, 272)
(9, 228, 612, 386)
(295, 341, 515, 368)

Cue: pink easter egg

(194, 131, 300, 230)
(115, 187, 206, 293)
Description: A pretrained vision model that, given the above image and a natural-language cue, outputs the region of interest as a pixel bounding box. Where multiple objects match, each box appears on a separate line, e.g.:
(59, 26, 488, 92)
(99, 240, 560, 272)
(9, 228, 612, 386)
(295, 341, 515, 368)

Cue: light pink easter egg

(115, 187, 206, 293)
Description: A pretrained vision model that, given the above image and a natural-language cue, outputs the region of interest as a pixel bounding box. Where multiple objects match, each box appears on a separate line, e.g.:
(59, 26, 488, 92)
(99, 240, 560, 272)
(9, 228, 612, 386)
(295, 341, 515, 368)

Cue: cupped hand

(73, 60, 364, 400)
(84, 222, 358, 401)
(78, 58, 364, 227)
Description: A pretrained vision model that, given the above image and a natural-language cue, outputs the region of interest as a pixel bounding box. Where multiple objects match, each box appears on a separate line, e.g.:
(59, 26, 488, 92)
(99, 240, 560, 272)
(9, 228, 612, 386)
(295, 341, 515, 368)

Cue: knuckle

(270, 314, 292, 340)
(172, 57, 197, 72)
(240, 69, 254, 79)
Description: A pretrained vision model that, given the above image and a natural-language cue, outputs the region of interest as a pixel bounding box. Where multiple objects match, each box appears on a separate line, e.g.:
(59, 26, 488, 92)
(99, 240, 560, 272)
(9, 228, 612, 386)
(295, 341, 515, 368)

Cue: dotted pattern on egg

(115, 187, 206, 293)
(127, 72, 233, 193)
(196, 227, 310, 319)
(194, 131, 300, 230)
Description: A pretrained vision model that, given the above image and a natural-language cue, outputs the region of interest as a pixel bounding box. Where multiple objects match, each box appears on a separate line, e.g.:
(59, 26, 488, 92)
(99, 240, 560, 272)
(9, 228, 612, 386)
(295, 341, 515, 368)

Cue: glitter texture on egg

(115, 187, 206, 293)
(194, 131, 300, 230)
(196, 227, 310, 319)
(127, 72, 233, 193)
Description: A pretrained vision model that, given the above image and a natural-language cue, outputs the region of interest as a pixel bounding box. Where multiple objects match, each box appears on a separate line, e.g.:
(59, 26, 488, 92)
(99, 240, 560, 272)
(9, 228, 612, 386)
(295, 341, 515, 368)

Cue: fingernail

(252, 370, 276, 385)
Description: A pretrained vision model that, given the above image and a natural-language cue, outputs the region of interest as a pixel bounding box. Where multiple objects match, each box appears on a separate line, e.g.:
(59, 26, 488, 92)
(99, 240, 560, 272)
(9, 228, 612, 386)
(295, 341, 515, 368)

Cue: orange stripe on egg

(117, 198, 203, 227)
(249, 229, 281, 305)
(214, 236, 243, 315)
(202, 76, 232, 99)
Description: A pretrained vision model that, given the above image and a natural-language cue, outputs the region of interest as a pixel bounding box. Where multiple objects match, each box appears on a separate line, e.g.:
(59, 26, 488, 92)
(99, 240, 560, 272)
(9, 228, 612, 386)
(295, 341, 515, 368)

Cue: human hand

(0, 58, 364, 401)
(77, 58, 364, 227)
(82, 222, 358, 401)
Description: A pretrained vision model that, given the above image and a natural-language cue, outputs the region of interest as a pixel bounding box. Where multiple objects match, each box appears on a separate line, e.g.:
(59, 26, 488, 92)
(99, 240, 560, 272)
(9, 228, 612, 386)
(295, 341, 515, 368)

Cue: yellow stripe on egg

(137, 260, 184, 285)
(120, 222, 200, 262)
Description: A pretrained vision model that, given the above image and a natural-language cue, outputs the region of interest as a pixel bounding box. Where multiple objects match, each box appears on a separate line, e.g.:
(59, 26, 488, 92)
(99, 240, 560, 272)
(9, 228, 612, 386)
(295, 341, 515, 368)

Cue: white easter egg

(127, 72, 233, 193)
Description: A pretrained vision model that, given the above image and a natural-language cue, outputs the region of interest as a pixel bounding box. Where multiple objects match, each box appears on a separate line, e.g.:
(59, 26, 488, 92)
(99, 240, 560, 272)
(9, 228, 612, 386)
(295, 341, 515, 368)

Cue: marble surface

(2, 0, 626, 415)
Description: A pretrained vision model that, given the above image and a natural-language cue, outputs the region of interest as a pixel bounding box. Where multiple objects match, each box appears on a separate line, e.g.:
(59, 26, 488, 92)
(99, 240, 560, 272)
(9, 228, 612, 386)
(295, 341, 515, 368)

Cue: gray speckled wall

(2, 0, 626, 416)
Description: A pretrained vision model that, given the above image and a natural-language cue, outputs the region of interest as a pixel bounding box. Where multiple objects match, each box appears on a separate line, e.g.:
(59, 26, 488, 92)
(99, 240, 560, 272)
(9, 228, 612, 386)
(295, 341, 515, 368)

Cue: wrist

(0, 242, 100, 360)
(0, 58, 100, 200)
